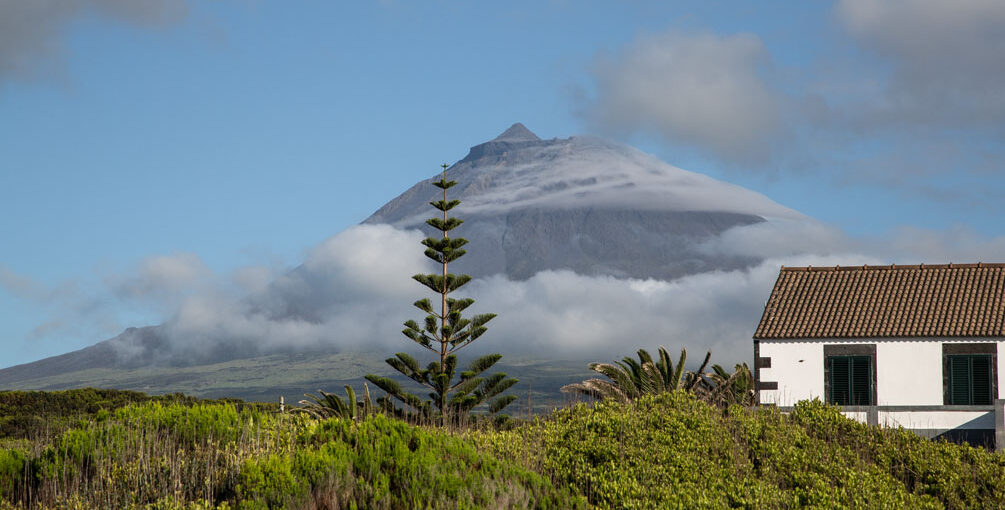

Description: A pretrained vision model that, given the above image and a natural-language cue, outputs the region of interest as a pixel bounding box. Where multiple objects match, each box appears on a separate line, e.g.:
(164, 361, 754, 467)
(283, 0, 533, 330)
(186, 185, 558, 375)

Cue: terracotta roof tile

(753, 264, 1005, 339)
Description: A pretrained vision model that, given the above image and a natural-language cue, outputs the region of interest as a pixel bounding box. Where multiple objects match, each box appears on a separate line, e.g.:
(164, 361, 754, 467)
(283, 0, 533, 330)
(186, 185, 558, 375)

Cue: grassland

(0, 352, 592, 414)
(2, 389, 1005, 509)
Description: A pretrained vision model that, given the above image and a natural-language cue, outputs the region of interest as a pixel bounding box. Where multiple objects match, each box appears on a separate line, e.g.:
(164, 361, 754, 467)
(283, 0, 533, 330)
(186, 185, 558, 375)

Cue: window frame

(943, 343, 997, 406)
(823, 344, 877, 406)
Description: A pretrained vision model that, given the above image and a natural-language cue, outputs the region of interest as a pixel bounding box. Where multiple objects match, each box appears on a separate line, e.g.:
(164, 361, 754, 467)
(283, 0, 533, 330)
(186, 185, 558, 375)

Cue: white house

(753, 263, 1005, 449)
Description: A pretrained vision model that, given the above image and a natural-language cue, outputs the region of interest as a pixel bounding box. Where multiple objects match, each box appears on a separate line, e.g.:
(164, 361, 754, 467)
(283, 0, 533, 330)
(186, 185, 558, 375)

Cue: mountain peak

(491, 123, 540, 142)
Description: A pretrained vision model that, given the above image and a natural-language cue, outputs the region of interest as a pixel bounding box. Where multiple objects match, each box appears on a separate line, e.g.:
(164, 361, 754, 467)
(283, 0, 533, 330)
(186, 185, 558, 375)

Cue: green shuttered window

(947, 354, 993, 405)
(828, 355, 873, 406)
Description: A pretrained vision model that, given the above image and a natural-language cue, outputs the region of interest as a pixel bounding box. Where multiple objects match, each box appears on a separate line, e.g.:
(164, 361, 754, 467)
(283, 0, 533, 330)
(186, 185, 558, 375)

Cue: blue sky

(2, 1, 1005, 367)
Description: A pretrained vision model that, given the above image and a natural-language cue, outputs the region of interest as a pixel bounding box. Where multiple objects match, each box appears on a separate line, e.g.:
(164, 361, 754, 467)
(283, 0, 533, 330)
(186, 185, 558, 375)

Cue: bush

(5, 389, 1005, 508)
(238, 414, 584, 509)
(0, 389, 276, 440)
(0, 449, 26, 502)
(6, 400, 579, 509)
(472, 392, 1005, 509)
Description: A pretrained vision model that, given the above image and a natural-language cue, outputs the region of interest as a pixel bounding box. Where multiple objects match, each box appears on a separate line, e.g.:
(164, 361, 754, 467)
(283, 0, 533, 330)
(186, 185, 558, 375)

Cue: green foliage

(0, 449, 26, 502)
(367, 163, 517, 425)
(17, 401, 288, 508)
(561, 346, 708, 403)
(239, 414, 582, 509)
(0, 388, 275, 440)
(236, 454, 305, 509)
(562, 346, 755, 407)
(472, 392, 1005, 509)
(3, 397, 577, 509)
(696, 362, 756, 407)
(784, 399, 1005, 508)
(296, 384, 377, 420)
(6, 389, 1005, 508)
(112, 402, 255, 445)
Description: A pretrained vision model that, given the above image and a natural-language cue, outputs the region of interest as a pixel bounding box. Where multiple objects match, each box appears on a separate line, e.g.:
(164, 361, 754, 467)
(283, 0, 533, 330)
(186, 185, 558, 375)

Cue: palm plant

(561, 346, 711, 403)
(297, 384, 376, 420)
(694, 363, 756, 407)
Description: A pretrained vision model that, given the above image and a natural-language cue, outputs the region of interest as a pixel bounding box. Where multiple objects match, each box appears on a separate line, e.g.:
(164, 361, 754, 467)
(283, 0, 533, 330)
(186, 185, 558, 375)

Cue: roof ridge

(780, 263, 1005, 272)
(757, 263, 1005, 339)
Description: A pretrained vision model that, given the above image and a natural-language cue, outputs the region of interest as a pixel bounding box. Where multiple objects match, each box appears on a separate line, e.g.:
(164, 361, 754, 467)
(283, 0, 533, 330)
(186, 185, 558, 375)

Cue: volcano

(365, 123, 800, 280)
(0, 123, 805, 401)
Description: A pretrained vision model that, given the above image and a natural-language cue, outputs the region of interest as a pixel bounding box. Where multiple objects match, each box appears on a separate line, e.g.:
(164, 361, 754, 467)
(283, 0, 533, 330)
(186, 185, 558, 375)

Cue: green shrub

(0, 389, 276, 440)
(787, 400, 1005, 508)
(114, 402, 252, 445)
(6, 389, 1005, 509)
(0, 449, 26, 501)
(238, 414, 583, 509)
(473, 392, 784, 508)
(472, 392, 1005, 509)
(237, 454, 306, 509)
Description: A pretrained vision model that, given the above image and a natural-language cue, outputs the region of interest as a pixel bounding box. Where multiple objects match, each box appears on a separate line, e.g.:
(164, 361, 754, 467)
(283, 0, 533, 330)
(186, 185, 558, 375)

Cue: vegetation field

(0, 353, 592, 414)
(2, 389, 1004, 509)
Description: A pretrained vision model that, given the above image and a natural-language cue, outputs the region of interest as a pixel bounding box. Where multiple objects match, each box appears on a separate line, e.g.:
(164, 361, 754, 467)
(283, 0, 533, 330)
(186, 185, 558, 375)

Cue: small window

(828, 355, 874, 405)
(947, 354, 993, 405)
(943, 343, 997, 406)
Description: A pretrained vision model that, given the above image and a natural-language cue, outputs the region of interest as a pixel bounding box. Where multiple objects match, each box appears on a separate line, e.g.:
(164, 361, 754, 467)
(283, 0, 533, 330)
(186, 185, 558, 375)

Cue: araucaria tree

(366, 164, 517, 426)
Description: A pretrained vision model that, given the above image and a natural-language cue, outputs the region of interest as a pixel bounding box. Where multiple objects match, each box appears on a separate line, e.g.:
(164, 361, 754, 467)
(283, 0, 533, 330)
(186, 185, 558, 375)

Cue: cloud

(29, 320, 66, 341)
(835, 0, 1005, 128)
(142, 224, 852, 366)
(106, 252, 212, 303)
(0, 264, 125, 347)
(575, 14, 1005, 204)
(699, 220, 1005, 266)
(869, 224, 1005, 264)
(4, 228, 422, 365)
(817, 0, 1005, 187)
(149, 225, 430, 361)
(462, 262, 828, 364)
(580, 30, 782, 164)
(117, 222, 1005, 367)
(231, 266, 274, 295)
(11, 220, 1005, 368)
(0, 0, 188, 82)
(696, 220, 851, 259)
(0, 264, 47, 299)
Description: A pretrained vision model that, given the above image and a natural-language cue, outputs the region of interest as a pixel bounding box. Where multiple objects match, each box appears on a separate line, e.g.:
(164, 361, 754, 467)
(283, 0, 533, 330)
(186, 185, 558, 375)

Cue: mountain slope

(365, 123, 799, 279)
(0, 123, 804, 399)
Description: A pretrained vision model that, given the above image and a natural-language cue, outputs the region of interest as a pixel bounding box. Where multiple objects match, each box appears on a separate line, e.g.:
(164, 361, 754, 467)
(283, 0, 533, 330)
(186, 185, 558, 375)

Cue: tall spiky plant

(694, 363, 756, 407)
(561, 346, 710, 403)
(297, 384, 376, 421)
(562, 346, 757, 407)
(366, 163, 517, 426)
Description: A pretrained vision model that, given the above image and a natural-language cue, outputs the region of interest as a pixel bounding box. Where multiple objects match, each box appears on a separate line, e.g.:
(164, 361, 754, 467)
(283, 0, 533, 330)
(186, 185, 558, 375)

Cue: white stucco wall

(757, 338, 1005, 408)
(758, 341, 823, 405)
(875, 342, 943, 406)
(878, 410, 993, 431)
(842, 411, 868, 423)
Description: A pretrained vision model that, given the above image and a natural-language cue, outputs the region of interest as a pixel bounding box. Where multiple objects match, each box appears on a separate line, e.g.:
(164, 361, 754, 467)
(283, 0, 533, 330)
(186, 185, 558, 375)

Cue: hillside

(0, 351, 591, 413)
